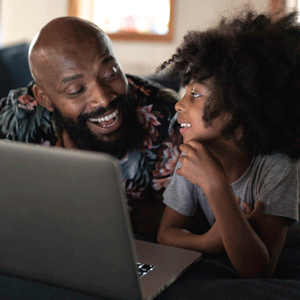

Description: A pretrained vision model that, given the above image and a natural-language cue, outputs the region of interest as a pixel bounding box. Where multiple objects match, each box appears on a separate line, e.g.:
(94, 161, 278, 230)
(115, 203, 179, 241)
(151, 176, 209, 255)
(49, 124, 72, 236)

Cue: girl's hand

(237, 197, 265, 225)
(177, 140, 227, 190)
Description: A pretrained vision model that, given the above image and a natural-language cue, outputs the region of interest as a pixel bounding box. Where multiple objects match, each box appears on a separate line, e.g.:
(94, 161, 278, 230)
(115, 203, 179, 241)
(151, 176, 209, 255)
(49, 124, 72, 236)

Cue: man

(0, 17, 182, 240)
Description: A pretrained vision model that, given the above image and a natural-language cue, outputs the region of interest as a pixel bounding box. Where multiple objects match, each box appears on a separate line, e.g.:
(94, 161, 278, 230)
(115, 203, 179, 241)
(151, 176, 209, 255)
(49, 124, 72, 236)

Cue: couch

(0, 42, 33, 100)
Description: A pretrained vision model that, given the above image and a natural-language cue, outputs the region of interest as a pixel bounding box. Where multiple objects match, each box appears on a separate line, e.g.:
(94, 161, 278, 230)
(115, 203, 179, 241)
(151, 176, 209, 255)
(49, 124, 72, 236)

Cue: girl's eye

(189, 86, 202, 98)
(190, 92, 201, 98)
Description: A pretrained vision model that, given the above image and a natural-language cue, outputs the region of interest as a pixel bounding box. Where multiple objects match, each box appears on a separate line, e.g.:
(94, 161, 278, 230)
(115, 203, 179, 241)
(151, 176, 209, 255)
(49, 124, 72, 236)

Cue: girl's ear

(32, 84, 54, 112)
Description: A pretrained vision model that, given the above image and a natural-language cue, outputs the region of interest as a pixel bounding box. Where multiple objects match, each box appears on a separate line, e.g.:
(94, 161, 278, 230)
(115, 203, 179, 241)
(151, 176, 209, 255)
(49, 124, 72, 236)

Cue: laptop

(0, 141, 201, 300)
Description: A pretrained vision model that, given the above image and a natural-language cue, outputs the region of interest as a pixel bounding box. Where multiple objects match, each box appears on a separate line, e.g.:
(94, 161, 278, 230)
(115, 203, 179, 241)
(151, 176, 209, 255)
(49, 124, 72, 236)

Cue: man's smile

(88, 108, 122, 132)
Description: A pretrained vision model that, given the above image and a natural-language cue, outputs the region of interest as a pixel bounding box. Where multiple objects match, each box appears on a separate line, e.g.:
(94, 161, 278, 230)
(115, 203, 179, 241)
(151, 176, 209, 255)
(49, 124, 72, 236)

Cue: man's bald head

(29, 17, 114, 85)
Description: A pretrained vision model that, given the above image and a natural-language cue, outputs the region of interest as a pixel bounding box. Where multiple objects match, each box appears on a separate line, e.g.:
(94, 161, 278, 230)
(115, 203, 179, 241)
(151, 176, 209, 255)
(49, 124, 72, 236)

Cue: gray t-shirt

(163, 153, 299, 227)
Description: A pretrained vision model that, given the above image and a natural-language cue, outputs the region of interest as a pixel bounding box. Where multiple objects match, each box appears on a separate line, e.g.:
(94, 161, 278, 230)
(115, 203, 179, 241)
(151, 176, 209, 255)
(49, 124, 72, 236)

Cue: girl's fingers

(242, 202, 254, 214)
(251, 201, 265, 217)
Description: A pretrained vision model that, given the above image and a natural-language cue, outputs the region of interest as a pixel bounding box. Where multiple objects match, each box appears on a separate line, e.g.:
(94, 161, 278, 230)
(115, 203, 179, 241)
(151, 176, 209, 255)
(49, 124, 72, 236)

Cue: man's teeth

(89, 110, 118, 123)
(181, 123, 191, 128)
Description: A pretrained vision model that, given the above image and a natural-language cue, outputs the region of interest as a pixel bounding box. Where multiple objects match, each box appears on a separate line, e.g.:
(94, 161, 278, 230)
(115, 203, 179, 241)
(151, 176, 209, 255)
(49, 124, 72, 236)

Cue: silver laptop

(0, 141, 201, 300)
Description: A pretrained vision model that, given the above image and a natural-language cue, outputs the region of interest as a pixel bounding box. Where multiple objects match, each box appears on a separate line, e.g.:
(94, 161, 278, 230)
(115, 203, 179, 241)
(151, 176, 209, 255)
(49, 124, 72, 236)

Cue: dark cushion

(146, 74, 181, 92)
(0, 58, 13, 99)
(0, 42, 33, 99)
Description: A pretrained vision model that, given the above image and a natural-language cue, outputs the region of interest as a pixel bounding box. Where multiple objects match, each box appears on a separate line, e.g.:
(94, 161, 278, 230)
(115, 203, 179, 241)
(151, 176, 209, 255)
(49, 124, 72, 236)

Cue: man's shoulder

(126, 74, 180, 104)
(126, 73, 162, 90)
(0, 81, 56, 145)
(126, 74, 180, 145)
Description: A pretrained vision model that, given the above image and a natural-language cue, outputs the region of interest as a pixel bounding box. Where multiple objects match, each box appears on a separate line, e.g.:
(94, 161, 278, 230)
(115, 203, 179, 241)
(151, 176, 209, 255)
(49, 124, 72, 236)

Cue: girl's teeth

(181, 123, 191, 128)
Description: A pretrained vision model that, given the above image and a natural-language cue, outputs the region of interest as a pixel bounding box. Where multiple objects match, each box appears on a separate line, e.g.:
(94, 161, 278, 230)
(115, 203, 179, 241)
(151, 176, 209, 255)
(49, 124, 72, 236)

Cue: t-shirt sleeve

(163, 160, 198, 217)
(253, 155, 299, 226)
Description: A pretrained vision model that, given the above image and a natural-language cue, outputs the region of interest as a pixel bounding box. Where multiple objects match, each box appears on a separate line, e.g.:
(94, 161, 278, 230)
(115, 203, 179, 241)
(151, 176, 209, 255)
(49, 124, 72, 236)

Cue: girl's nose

(175, 96, 185, 112)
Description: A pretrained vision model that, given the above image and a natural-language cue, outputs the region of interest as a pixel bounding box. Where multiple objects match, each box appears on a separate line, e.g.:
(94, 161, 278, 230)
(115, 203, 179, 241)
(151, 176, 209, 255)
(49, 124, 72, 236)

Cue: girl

(157, 10, 300, 278)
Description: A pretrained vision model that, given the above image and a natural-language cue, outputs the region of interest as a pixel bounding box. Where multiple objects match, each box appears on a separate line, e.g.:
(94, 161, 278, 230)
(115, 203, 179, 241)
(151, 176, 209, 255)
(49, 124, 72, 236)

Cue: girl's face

(175, 79, 230, 144)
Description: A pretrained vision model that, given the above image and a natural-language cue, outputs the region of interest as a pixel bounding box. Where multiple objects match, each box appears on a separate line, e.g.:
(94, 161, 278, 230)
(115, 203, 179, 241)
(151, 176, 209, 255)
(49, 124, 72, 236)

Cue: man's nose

(89, 86, 117, 109)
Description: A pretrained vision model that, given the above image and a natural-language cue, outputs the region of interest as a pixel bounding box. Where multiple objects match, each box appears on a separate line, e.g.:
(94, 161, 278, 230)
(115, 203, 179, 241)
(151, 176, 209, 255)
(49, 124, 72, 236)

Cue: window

(269, 0, 299, 12)
(68, 0, 174, 42)
(269, 0, 286, 12)
(273, 0, 300, 21)
(286, 0, 299, 11)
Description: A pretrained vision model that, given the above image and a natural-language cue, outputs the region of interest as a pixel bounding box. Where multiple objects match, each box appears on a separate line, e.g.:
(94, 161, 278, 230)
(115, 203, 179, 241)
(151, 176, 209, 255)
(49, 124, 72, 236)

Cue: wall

(113, 0, 269, 74)
(1, 0, 269, 75)
(0, 0, 68, 45)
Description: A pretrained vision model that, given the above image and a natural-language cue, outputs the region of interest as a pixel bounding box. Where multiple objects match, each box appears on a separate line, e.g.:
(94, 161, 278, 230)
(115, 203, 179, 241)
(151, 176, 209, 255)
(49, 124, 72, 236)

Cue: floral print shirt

(0, 75, 182, 235)
(119, 75, 181, 201)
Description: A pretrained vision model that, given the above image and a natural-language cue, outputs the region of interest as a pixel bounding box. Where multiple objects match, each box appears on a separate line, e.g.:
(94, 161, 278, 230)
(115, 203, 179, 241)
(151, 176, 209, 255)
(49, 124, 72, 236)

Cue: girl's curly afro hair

(158, 10, 300, 160)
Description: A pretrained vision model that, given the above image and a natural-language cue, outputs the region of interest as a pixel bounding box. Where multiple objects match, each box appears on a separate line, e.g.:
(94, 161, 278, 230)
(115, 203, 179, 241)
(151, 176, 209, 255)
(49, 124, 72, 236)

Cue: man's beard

(53, 93, 144, 159)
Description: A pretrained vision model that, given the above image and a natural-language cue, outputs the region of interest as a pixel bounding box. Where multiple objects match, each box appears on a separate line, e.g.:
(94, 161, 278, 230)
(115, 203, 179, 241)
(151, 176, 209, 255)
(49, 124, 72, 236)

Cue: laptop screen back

(0, 141, 142, 300)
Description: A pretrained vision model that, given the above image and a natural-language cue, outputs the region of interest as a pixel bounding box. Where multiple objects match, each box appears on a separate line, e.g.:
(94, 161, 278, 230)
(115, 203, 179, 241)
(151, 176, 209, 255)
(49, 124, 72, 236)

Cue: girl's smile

(179, 122, 191, 134)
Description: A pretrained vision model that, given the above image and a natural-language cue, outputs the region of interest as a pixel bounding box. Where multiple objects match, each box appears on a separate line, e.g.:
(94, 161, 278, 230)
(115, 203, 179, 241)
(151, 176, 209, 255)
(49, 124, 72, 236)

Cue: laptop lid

(0, 141, 142, 299)
(0, 141, 201, 300)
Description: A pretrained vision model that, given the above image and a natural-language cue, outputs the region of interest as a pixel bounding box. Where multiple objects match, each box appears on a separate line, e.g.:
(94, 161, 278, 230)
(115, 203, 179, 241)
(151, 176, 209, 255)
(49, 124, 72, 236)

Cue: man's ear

(32, 84, 54, 112)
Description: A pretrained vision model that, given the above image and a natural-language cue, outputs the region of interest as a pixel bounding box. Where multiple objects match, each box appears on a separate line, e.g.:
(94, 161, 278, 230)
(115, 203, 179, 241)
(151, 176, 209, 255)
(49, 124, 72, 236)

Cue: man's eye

(68, 87, 85, 96)
(103, 66, 118, 80)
